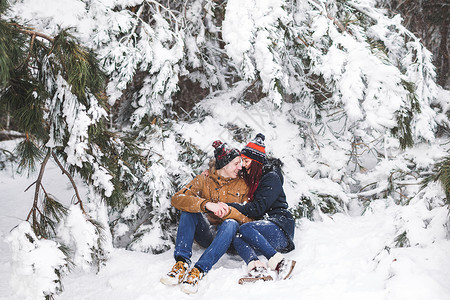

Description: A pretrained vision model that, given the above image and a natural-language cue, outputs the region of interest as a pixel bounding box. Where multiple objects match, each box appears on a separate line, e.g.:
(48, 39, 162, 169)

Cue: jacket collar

(209, 170, 235, 186)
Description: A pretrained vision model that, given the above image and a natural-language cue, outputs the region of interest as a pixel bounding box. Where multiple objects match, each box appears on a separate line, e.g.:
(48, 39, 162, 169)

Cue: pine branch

(19, 32, 36, 70)
(10, 23, 54, 42)
(24, 180, 37, 192)
(326, 12, 350, 34)
(144, 0, 180, 33)
(308, 0, 352, 34)
(26, 147, 51, 234)
(297, 35, 311, 47)
(421, 156, 450, 205)
(51, 151, 85, 214)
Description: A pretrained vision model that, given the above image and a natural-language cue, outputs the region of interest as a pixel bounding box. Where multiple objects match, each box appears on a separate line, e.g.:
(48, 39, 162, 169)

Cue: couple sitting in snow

(160, 133, 296, 294)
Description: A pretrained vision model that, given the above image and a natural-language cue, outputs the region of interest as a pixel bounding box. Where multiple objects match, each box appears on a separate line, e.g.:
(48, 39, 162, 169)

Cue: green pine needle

(15, 139, 43, 174)
(394, 231, 410, 247)
(422, 156, 450, 206)
(51, 30, 106, 102)
(0, 0, 8, 14)
(43, 195, 69, 223)
(0, 20, 27, 87)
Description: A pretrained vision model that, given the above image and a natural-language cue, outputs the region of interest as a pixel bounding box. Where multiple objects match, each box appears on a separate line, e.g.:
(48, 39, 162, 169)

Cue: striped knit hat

(212, 140, 241, 170)
(241, 133, 266, 165)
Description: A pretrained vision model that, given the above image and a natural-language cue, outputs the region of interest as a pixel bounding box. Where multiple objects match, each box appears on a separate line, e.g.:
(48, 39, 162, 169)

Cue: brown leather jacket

(171, 171, 252, 224)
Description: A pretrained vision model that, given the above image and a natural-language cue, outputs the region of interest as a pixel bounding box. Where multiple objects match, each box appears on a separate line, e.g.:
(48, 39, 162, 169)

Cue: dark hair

(242, 160, 263, 201)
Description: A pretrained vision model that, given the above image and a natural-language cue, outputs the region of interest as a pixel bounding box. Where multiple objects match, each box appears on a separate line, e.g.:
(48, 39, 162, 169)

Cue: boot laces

(185, 267, 202, 285)
(169, 261, 186, 276)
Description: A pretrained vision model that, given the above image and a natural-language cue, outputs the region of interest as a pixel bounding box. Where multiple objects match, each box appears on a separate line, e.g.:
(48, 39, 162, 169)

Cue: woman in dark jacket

(227, 133, 296, 283)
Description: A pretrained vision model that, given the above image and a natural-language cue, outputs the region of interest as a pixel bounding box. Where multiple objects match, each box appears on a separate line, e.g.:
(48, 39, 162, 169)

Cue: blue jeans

(233, 220, 289, 264)
(174, 212, 239, 273)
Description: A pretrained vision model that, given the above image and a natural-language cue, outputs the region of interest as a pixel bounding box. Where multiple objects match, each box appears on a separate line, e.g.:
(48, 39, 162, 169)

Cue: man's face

(221, 156, 242, 178)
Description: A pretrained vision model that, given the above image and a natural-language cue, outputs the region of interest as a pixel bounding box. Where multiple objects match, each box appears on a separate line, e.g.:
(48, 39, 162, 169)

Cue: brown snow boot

(160, 261, 189, 286)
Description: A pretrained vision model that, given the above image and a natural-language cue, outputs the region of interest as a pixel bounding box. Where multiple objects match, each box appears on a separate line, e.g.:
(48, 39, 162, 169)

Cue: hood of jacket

(262, 157, 284, 184)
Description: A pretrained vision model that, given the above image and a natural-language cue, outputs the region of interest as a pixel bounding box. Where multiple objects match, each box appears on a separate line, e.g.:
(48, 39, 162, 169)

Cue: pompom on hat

(212, 140, 241, 170)
(241, 133, 266, 165)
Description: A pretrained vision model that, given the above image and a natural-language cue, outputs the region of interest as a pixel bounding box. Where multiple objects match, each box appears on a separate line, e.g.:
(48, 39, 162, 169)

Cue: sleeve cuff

(200, 199, 209, 212)
(223, 207, 232, 218)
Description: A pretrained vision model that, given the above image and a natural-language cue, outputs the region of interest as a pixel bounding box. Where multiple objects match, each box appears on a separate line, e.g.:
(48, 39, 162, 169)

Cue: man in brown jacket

(160, 140, 251, 294)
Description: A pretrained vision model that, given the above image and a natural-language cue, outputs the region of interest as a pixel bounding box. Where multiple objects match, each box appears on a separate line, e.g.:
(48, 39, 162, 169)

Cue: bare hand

(216, 202, 230, 218)
(205, 202, 229, 218)
(201, 169, 210, 177)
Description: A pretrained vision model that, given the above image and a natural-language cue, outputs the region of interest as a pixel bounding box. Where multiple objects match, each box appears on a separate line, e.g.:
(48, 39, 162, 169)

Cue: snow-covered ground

(1, 139, 450, 300)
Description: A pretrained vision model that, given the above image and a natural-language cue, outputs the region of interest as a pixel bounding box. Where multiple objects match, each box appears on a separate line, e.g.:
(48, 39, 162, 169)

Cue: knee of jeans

(222, 219, 239, 231)
(238, 222, 255, 235)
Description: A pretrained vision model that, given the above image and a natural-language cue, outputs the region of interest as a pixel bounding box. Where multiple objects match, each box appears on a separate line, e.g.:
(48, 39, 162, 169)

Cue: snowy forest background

(0, 0, 449, 299)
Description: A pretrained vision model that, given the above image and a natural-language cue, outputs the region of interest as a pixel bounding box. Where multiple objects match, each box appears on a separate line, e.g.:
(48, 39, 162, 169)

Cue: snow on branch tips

(6, 222, 67, 300)
(223, 0, 289, 106)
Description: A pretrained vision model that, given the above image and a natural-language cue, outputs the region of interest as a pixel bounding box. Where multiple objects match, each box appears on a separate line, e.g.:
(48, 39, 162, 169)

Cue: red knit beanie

(241, 133, 266, 165)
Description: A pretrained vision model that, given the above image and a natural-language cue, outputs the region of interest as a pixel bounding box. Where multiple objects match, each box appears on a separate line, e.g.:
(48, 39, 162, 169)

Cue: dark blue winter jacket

(228, 159, 295, 253)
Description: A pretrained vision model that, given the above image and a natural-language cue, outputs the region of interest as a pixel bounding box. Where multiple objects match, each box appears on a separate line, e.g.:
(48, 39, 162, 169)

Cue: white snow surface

(1, 140, 450, 300)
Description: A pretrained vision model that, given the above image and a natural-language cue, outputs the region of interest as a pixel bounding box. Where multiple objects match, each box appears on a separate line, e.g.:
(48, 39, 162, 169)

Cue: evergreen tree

(1, 0, 105, 231)
(0, 0, 144, 297)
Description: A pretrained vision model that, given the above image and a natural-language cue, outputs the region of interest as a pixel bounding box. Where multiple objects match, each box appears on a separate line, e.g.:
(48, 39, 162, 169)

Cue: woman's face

(220, 156, 242, 178)
(241, 156, 252, 170)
